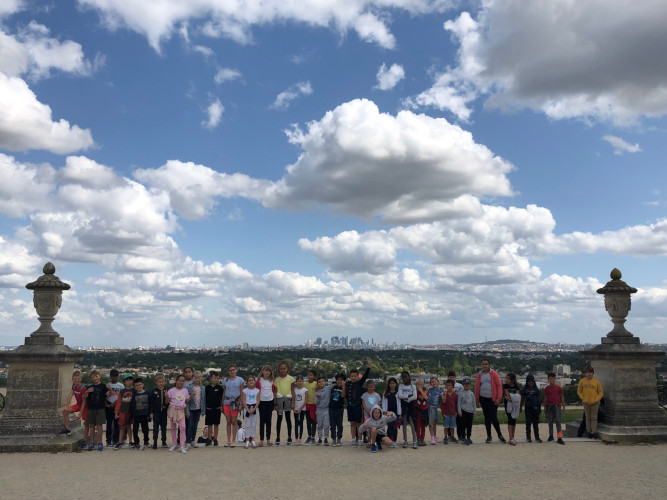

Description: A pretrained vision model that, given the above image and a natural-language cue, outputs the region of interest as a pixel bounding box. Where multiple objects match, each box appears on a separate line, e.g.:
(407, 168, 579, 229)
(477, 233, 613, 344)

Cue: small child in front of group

(520, 374, 542, 443)
(150, 374, 169, 449)
(382, 377, 401, 448)
(131, 377, 151, 450)
(59, 370, 86, 437)
(114, 374, 135, 449)
(314, 376, 332, 445)
(304, 369, 318, 444)
(457, 377, 476, 445)
(358, 406, 397, 453)
(440, 379, 458, 444)
(293, 375, 308, 445)
(242, 375, 259, 448)
(427, 376, 444, 444)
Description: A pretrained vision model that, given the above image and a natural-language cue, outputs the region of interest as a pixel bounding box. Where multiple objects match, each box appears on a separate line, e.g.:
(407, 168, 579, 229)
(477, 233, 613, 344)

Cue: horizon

(1, 1, 666, 348)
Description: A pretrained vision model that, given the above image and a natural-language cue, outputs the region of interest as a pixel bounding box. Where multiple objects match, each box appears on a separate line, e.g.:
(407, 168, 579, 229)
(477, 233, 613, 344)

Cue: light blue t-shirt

(427, 387, 443, 407)
(223, 377, 244, 404)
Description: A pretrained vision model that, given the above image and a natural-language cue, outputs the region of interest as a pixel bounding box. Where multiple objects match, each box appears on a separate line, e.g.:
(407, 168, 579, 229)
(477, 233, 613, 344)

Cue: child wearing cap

(457, 377, 476, 445)
(105, 369, 123, 446)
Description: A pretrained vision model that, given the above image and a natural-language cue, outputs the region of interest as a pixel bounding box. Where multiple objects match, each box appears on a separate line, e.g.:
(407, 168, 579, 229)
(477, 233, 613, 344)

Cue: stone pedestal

(0, 263, 84, 452)
(565, 269, 667, 443)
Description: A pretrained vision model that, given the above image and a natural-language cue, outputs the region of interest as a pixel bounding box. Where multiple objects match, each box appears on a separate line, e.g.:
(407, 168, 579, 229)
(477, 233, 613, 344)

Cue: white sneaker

(185, 443, 192, 450)
(180, 446, 188, 454)
(391, 442, 397, 448)
(191, 442, 199, 448)
(251, 441, 257, 448)
(244, 441, 250, 449)
(168, 445, 176, 452)
(138, 444, 145, 451)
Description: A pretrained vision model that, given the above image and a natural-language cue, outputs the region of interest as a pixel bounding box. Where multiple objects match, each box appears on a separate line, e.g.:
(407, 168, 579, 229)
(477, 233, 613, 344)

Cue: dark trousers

(152, 411, 167, 444)
(479, 396, 503, 438)
(305, 405, 316, 438)
(276, 411, 292, 440)
(456, 414, 465, 439)
(387, 421, 398, 442)
(329, 407, 344, 440)
(294, 410, 305, 439)
(258, 400, 273, 441)
(105, 406, 120, 444)
(186, 409, 201, 444)
(525, 407, 540, 438)
(133, 415, 149, 445)
(461, 410, 474, 439)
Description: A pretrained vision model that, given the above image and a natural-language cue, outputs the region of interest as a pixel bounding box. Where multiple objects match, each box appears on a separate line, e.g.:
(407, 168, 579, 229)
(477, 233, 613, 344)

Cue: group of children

(61, 359, 589, 453)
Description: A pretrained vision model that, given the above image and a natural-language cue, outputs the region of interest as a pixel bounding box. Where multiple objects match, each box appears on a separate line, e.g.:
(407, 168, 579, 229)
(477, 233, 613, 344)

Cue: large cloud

(266, 99, 514, 223)
(0, 72, 95, 153)
(77, 0, 454, 51)
(409, 0, 667, 125)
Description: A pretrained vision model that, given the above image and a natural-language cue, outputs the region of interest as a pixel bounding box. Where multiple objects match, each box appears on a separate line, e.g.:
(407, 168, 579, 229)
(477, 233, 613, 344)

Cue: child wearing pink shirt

(168, 374, 192, 454)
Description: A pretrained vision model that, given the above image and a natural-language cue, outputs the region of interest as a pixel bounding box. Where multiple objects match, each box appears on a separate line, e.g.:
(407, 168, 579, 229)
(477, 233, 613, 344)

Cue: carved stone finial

(26, 262, 71, 291)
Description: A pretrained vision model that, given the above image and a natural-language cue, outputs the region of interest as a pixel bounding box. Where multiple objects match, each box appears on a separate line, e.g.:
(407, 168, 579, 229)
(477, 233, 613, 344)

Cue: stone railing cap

(596, 268, 637, 295)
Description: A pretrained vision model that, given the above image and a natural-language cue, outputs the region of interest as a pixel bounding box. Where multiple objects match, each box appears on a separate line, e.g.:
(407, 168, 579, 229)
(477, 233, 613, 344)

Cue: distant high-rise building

(315, 337, 322, 345)
(306, 339, 312, 348)
(331, 336, 340, 346)
(553, 364, 571, 376)
(342, 336, 349, 347)
(242, 342, 249, 351)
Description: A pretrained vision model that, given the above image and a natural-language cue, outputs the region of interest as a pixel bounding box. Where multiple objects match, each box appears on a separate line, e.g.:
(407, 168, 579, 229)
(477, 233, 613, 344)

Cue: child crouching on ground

(358, 405, 396, 453)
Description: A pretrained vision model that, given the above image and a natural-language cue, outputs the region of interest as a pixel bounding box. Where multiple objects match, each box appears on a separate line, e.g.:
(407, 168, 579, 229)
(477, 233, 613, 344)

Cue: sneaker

(180, 446, 187, 454)
(402, 440, 408, 449)
(80, 441, 87, 449)
(485, 437, 492, 444)
(213, 439, 218, 446)
(287, 438, 293, 445)
(169, 445, 177, 452)
(162, 442, 168, 448)
(548, 435, 554, 442)
(449, 436, 458, 444)
(443, 437, 448, 444)
(526, 437, 532, 443)
(317, 439, 322, 445)
(275, 438, 280, 446)
(463, 439, 470, 446)
(557, 438, 565, 445)
(205, 439, 212, 446)
(371, 444, 377, 453)
(88, 443, 95, 451)
(106, 441, 111, 447)
(535, 437, 543, 443)
(244, 441, 250, 449)
(591, 433, 599, 440)
(430, 436, 436, 445)
(324, 439, 329, 446)
(391, 442, 397, 448)
(57, 427, 71, 436)
(499, 436, 507, 443)
(138, 444, 145, 451)
(191, 442, 199, 448)
(509, 439, 517, 446)
(412, 441, 418, 449)
(468, 439, 473, 445)
(337, 438, 342, 447)
(185, 443, 191, 450)
(98, 443, 104, 451)
(377, 442, 383, 451)
(251, 441, 257, 448)
(152, 443, 157, 449)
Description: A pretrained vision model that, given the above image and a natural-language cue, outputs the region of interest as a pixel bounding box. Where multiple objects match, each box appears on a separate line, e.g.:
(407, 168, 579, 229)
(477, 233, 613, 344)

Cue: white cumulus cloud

(214, 67, 241, 84)
(202, 97, 224, 129)
(602, 135, 642, 156)
(270, 81, 313, 110)
(375, 63, 404, 90)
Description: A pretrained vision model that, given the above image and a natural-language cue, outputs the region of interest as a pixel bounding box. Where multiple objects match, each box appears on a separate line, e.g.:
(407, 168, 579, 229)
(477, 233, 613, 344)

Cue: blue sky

(1, 0, 666, 347)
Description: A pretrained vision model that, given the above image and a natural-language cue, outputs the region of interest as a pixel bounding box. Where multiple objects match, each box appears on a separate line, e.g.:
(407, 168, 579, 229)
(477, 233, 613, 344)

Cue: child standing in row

(414, 378, 429, 446)
(115, 374, 134, 449)
(274, 361, 295, 445)
(168, 374, 192, 453)
(314, 376, 332, 445)
(545, 372, 566, 444)
(382, 377, 401, 448)
(205, 371, 224, 446)
(150, 374, 169, 449)
(83, 370, 109, 451)
(520, 374, 542, 443)
(346, 358, 372, 446)
(223, 364, 244, 447)
(440, 379, 458, 444)
(293, 375, 308, 445)
(242, 375, 259, 448)
(427, 377, 443, 444)
(105, 369, 122, 446)
(457, 377, 476, 445)
(503, 373, 521, 445)
(304, 369, 318, 444)
(578, 366, 603, 439)
(256, 365, 276, 446)
(186, 371, 205, 448)
(398, 371, 417, 449)
(131, 377, 151, 450)
(329, 374, 346, 446)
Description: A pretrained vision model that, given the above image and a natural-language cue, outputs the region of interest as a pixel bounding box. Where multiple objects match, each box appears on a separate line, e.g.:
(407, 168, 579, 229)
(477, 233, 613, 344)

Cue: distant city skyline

(1, 1, 666, 348)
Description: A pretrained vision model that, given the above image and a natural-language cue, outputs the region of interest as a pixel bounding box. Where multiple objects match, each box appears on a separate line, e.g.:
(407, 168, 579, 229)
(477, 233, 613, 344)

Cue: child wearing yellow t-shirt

(304, 369, 318, 444)
(274, 361, 295, 445)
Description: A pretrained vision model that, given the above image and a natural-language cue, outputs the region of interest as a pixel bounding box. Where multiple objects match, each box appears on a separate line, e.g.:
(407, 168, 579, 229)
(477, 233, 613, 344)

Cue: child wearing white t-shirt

(242, 376, 260, 449)
(293, 375, 309, 445)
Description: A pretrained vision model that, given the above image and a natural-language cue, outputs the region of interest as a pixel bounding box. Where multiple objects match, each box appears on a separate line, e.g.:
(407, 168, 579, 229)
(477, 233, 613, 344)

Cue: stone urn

(25, 262, 70, 345)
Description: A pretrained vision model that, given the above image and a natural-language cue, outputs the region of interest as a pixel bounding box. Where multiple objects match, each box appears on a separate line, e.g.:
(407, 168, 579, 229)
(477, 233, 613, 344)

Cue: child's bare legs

(95, 424, 103, 445)
(370, 427, 378, 444)
(62, 407, 71, 430)
(350, 421, 361, 441)
(508, 423, 515, 440)
(429, 423, 437, 438)
(225, 414, 238, 445)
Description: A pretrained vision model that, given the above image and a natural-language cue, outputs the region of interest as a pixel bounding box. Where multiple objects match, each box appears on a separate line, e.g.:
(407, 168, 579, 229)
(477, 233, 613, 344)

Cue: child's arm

(290, 381, 295, 410)
(441, 391, 447, 404)
(560, 388, 566, 412)
(359, 359, 372, 386)
(407, 386, 417, 403)
(64, 388, 74, 409)
(241, 390, 248, 412)
(115, 392, 121, 416)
